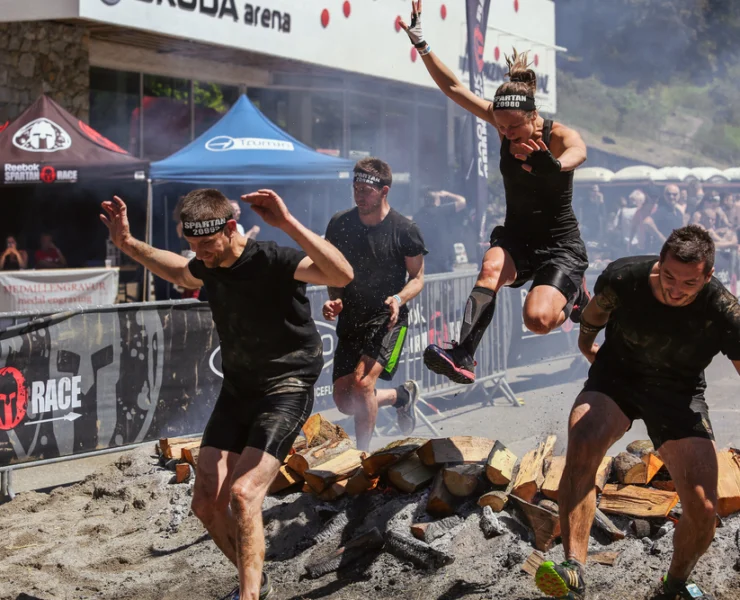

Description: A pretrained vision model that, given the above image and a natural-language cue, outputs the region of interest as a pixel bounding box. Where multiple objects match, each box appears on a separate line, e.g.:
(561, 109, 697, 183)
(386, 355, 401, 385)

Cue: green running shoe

(535, 560, 586, 599)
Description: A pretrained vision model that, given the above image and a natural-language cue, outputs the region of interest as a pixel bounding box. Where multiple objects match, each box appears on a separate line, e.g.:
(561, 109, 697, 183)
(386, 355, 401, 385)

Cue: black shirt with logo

(593, 256, 740, 394)
(325, 207, 427, 337)
(189, 240, 323, 395)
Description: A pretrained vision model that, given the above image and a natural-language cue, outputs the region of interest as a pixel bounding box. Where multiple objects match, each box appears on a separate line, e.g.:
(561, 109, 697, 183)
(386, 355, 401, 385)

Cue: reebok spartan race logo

(128, 0, 291, 33)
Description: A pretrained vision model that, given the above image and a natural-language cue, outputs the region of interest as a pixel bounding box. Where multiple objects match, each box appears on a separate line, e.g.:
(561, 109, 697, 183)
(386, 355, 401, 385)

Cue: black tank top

(499, 119, 580, 243)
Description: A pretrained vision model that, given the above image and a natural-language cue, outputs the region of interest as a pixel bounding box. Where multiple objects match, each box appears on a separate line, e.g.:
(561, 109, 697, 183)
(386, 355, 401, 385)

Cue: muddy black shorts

(201, 382, 313, 462)
(333, 315, 408, 382)
(489, 226, 589, 304)
(581, 360, 714, 450)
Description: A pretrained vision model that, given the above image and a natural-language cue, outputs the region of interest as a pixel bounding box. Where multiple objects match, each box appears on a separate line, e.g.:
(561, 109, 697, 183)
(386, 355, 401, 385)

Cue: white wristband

(393, 294, 403, 305)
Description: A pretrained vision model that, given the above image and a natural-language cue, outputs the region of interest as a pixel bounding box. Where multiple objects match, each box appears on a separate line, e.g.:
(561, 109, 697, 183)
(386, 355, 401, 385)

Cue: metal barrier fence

(306, 270, 519, 409)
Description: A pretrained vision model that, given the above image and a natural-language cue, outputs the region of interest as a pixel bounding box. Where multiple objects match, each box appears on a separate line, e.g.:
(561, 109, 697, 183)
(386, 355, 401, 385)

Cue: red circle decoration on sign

(440, 4, 447, 19)
(395, 15, 402, 32)
(411, 47, 418, 62)
(40, 165, 57, 184)
(343, 1, 351, 18)
(494, 46, 500, 61)
(514, 0, 519, 12)
(0, 367, 28, 431)
(321, 9, 330, 28)
(534, 54, 539, 67)
(79, 120, 126, 154)
(474, 28, 485, 72)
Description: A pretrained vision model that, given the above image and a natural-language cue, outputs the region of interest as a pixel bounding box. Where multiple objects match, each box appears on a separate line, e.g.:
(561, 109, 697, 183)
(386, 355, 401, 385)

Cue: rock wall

(0, 21, 89, 123)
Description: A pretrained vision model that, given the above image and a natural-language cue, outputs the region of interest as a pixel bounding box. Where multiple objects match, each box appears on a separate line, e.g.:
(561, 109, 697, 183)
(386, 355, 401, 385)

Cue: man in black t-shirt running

(101, 188, 353, 600)
(535, 226, 740, 600)
(324, 158, 427, 451)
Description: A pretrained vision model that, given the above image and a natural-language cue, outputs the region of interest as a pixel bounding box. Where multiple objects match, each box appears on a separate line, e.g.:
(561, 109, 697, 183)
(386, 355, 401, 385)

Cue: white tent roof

(573, 167, 615, 183)
(611, 165, 658, 181)
(651, 167, 693, 182)
(723, 168, 740, 181)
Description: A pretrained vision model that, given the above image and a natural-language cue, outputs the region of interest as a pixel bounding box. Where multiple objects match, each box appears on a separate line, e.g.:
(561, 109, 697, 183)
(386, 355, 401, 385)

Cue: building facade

(1, 0, 559, 217)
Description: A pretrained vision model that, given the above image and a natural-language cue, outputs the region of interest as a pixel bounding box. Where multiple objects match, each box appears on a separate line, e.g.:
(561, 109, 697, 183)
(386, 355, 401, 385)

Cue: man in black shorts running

(100, 189, 353, 600)
(535, 225, 740, 600)
(324, 158, 427, 451)
(399, 1, 590, 385)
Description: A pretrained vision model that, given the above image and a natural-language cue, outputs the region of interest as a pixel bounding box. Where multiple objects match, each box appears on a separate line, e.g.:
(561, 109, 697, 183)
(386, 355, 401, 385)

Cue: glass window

(89, 67, 140, 154)
(348, 93, 381, 159)
(193, 82, 241, 137)
(311, 92, 343, 156)
(137, 74, 191, 160)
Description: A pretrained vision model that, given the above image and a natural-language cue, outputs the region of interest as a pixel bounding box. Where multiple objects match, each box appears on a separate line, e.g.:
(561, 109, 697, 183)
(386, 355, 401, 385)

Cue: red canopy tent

(0, 95, 148, 185)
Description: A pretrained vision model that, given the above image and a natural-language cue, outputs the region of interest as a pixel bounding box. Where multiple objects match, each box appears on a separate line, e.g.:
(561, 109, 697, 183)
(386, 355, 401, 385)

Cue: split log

(511, 435, 556, 503)
(599, 484, 679, 518)
(426, 470, 459, 517)
(521, 550, 546, 576)
(302, 482, 312, 493)
(361, 437, 428, 477)
(286, 438, 354, 478)
(417, 436, 496, 467)
(269, 465, 303, 495)
(160, 438, 201, 460)
(651, 480, 676, 492)
(384, 530, 454, 570)
(592, 507, 626, 541)
(626, 440, 655, 458)
(588, 551, 620, 566)
(345, 469, 379, 496)
(613, 452, 642, 484)
(388, 454, 436, 493)
(410, 515, 463, 543)
(304, 528, 384, 579)
(478, 491, 509, 512)
(541, 456, 566, 501)
(480, 505, 506, 538)
(595, 456, 614, 492)
(485, 440, 518, 486)
(717, 449, 740, 517)
(303, 449, 365, 493)
(443, 464, 484, 498)
(623, 453, 664, 485)
(181, 447, 199, 469)
(301, 413, 349, 448)
(511, 496, 561, 552)
(175, 463, 193, 483)
(317, 479, 349, 501)
(288, 435, 307, 458)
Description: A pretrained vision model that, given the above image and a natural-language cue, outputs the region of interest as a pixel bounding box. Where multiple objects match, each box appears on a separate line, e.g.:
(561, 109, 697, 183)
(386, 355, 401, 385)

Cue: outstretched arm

(554, 125, 588, 172)
(400, 1, 492, 124)
(100, 196, 203, 289)
(241, 190, 353, 287)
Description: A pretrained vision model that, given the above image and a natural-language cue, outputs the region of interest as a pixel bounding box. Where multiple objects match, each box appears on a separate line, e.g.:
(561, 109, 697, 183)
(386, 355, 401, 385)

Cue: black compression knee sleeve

(459, 287, 497, 356)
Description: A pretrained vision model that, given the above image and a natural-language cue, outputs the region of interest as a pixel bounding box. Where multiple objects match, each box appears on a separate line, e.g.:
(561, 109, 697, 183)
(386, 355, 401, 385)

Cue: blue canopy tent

(147, 94, 354, 298)
(150, 94, 353, 184)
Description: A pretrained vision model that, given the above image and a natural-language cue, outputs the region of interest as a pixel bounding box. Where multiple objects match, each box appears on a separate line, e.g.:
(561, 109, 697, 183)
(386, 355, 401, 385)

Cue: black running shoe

(535, 560, 586, 599)
(423, 342, 476, 384)
(569, 276, 591, 324)
(220, 574, 274, 600)
(396, 380, 421, 435)
(657, 575, 714, 599)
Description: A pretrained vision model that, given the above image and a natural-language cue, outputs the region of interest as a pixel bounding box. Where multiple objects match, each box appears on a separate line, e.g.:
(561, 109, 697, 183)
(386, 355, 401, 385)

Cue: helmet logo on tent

(205, 136, 294, 152)
(13, 118, 72, 153)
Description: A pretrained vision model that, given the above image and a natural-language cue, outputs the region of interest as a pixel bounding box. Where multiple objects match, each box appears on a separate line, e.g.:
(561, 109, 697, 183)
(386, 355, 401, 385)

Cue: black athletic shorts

(581, 360, 714, 450)
(489, 226, 589, 304)
(333, 315, 408, 382)
(201, 382, 313, 462)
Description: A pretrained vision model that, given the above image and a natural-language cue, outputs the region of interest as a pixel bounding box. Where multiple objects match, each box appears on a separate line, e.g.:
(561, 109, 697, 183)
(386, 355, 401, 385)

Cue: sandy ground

(2, 356, 739, 600)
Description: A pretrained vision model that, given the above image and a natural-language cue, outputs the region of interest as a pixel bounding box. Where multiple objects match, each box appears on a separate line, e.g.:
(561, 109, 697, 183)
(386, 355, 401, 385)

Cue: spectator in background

(413, 188, 466, 274)
(642, 184, 685, 251)
(677, 188, 689, 216)
(578, 184, 606, 240)
(721, 193, 739, 232)
(229, 200, 261, 241)
(686, 180, 704, 215)
(612, 189, 645, 251)
(0, 236, 27, 271)
(691, 191, 732, 231)
(34, 233, 67, 269)
(629, 193, 658, 253)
